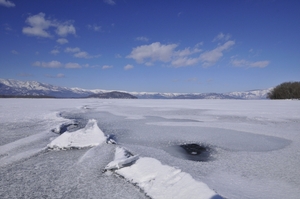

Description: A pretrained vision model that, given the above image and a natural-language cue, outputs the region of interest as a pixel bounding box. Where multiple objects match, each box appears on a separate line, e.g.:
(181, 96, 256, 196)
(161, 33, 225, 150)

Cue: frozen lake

(0, 99, 299, 199)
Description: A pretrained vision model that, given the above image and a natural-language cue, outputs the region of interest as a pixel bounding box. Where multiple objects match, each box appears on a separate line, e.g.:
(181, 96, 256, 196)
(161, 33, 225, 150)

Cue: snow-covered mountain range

(0, 78, 272, 99)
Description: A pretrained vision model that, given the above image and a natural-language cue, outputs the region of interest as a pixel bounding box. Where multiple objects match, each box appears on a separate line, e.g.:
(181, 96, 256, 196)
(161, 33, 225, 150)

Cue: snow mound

(47, 119, 106, 150)
(105, 147, 139, 170)
(107, 147, 221, 199)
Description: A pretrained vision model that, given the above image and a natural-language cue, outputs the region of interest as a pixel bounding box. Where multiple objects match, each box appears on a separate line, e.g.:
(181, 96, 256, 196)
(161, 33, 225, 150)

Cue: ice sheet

(0, 99, 300, 199)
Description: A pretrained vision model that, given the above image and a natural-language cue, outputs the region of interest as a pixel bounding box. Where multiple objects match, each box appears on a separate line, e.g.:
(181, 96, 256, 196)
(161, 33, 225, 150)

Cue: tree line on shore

(268, 82, 300, 100)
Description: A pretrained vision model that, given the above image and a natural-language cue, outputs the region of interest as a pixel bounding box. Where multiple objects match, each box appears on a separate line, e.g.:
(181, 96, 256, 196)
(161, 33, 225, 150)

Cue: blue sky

(1, 0, 299, 93)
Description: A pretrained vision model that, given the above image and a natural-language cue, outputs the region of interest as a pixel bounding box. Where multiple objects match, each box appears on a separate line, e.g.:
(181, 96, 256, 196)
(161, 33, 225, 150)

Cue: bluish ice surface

(0, 99, 299, 199)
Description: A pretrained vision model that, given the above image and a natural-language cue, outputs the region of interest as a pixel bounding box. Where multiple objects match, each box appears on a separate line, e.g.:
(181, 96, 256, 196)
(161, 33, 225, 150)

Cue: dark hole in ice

(106, 134, 117, 144)
(164, 143, 214, 162)
(51, 120, 85, 135)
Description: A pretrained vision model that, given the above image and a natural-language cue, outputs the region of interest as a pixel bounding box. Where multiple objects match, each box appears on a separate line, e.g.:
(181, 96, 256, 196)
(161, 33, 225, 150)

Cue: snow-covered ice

(48, 119, 106, 150)
(0, 98, 300, 199)
(106, 147, 220, 199)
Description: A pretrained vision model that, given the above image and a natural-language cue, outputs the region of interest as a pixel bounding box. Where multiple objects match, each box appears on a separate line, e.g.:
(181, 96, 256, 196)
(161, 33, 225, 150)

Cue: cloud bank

(0, 0, 15, 7)
(127, 39, 235, 68)
(22, 13, 76, 38)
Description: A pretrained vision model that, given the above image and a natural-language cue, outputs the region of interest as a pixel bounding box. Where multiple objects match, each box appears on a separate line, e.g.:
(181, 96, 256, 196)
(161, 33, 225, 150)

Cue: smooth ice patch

(47, 119, 106, 150)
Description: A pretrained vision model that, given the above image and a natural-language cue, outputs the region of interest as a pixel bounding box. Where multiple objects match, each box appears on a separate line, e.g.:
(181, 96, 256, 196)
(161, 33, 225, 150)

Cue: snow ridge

(106, 147, 222, 199)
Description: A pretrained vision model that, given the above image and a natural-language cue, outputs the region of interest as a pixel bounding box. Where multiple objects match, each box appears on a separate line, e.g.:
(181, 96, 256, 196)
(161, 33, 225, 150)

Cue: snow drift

(48, 119, 106, 150)
(106, 147, 221, 199)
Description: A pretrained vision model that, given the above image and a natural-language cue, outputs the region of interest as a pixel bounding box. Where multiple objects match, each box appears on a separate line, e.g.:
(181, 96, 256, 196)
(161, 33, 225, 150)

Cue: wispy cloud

(135, 36, 149, 42)
(65, 47, 100, 59)
(33, 61, 82, 68)
(87, 24, 102, 32)
(115, 54, 122, 58)
(74, 51, 91, 59)
(0, 0, 15, 7)
(65, 47, 80, 53)
(56, 38, 69, 44)
(104, 0, 115, 5)
(46, 73, 65, 78)
(200, 40, 235, 67)
(124, 64, 134, 70)
(102, 65, 113, 69)
(11, 50, 19, 54)
(187, 77, 198, 82)
(55, 23, 76, 37)
(212, 32, 231, 42)
(32, 61, 63, 68)
(22, 13, 76, 38)
(231, 59, 270, 68)
(65, 62, 81, 68)
(127, 42, 178, 63)
(18, 73, 33, 77)
(127, 35, 236, 68)
(3, 23, 12, 31)
(50, 49, 60, 55)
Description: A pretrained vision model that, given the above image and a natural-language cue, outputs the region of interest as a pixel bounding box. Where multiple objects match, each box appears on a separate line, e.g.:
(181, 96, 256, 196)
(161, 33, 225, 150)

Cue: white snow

(0, 99, 299, 199)
(47, 119, 106, 150)
(107, 147, 220, 199)
(105, 147, 139, 170)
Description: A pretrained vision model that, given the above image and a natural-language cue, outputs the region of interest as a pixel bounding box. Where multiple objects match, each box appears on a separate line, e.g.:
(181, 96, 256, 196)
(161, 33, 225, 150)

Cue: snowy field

(0, 99, 299, 199)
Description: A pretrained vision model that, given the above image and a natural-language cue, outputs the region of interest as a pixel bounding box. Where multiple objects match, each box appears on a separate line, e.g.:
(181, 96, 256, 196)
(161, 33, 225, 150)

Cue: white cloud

(65, 47, 80, 53)
(212, 32, 231, 42)
(22, 13, 53, 38)
(127, 39, 235, 68)
(250, 60, 270, 68)
(0, 0, 15, 7)
(127, 42, 178, 64)
(231, 59, 270, 68)
(56, 23, 76, 36)
(56, 38, 68, 44)
(174, 47, 201, 57)
(65, 47, 99, 59)
(33, 60, 83, 69)
(74, 51, 91, 59)
(200, 40, 235, 67)
(104, 0, 115, 5)
(87, 24, 101, 32)
(115, 54, 122, 58)
(136, 36, 149, 42)
(32, 60, 62, 68)
(124, 64, 134, 70)
(50, 49, 60, 55)
(11, 50, 18, 54)
(171, 57, 200, 68)
(102, 65, 113, 69)
(22, 13, 76, 38)
(65, 62, 82, 68)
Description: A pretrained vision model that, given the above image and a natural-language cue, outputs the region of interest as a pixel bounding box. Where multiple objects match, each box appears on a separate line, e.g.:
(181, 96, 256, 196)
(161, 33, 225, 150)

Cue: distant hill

(0, 78, 271, 99)
(88, 91, 137, 99)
